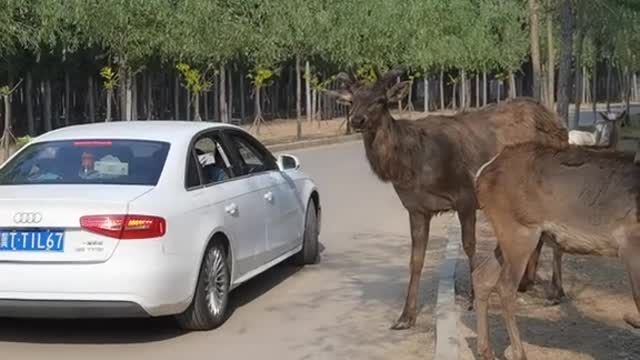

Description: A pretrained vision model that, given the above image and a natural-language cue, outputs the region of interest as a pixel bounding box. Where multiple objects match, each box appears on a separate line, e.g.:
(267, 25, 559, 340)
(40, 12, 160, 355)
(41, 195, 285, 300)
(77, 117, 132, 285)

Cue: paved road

(0, 141, 452, 360)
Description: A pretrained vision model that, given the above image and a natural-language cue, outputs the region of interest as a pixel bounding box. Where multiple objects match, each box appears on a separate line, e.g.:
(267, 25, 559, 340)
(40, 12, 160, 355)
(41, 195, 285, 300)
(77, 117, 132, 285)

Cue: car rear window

(0, 139, 170, 186)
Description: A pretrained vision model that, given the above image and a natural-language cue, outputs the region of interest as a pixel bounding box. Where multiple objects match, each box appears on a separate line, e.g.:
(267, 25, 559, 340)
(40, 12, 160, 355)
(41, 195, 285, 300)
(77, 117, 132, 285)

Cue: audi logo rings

(13, 212, 43, 224)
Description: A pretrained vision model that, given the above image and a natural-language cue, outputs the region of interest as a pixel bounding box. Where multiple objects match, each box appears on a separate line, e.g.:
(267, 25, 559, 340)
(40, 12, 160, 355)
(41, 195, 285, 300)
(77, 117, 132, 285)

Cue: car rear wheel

(292, 199, 319, 265)
(176, 241, 230, 330)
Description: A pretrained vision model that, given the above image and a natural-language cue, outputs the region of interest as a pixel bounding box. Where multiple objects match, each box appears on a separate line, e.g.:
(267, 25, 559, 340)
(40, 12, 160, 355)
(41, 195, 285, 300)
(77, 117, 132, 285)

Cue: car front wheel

(176, 241, 230, 330)
(292, 199, 319, 265)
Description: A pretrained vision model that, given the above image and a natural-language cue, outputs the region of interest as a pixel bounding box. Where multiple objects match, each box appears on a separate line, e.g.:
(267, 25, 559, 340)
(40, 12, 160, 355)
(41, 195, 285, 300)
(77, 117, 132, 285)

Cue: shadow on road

(0, 242, 326, 345)
(460, 300, 640, 360)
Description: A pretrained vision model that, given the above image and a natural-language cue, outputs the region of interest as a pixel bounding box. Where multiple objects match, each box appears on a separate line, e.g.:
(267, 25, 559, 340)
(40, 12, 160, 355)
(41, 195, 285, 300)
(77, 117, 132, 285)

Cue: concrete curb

(265, 133, 362, 153)
(434, 217, 462, 360)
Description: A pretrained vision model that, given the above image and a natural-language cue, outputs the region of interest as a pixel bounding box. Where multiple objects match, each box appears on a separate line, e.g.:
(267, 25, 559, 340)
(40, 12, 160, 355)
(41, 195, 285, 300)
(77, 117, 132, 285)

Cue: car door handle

(225, 203, 238, 215)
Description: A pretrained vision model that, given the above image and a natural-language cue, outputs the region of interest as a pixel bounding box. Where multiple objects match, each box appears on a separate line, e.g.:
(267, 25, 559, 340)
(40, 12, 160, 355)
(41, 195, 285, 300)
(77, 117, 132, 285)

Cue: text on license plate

(0, 230, 64, 252)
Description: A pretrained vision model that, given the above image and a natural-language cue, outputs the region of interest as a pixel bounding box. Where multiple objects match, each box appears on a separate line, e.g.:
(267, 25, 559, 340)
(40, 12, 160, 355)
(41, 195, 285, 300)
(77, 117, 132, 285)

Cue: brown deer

(472, 142, 640, 360)
(326, 67, 569, 330)
(520, 108, 629, 304)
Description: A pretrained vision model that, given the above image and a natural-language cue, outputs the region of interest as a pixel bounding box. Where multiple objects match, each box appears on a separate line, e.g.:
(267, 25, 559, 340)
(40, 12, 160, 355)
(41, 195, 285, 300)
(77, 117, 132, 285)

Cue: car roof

(32, 120, 249, 144)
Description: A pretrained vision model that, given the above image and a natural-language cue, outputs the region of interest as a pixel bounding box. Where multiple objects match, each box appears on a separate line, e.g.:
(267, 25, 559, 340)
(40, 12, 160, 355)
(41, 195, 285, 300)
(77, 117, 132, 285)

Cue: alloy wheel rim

(205, 248, 227, 317)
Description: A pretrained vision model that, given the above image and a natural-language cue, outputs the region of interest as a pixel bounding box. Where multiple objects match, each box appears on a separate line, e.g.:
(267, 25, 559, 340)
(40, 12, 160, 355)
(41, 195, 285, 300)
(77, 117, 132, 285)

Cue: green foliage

(176, 62, 212, 95)
(99, 66, 119, 91)
(247, 65, 277, 89)
(15, 135, 32, 150)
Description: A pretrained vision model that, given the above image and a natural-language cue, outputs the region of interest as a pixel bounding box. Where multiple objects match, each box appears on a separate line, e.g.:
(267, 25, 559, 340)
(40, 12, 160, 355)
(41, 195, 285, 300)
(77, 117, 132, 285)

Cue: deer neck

(361, 113, 414, 184)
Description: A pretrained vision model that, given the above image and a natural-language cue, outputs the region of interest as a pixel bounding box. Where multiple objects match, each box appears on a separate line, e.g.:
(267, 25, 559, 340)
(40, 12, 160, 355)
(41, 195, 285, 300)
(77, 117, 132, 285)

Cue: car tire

(292, 199, 319, 265)
(176, 241, 230, 331)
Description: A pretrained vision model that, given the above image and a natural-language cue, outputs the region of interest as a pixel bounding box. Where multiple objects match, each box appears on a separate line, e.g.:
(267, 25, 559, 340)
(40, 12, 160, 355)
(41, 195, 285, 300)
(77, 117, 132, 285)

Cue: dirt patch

(455, 212, 640, 360)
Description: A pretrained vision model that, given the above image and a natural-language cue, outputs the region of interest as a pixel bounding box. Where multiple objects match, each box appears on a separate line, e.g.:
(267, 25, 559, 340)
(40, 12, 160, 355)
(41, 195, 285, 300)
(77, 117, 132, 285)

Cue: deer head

(599, 108, 627, 123)
(325, 66, 411, 130)
(596, 108, 627, 147)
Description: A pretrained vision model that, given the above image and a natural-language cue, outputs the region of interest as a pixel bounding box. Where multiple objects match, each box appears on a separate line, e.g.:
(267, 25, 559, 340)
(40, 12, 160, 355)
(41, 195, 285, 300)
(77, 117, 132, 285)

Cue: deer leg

(458, 203, 477, 311)
(472, 253, 501, 360)
(620, 236, 640, 328)
(545, 241, 566, 306)
(518, 238, 543, 293)
(391, 211, 431, 330)
(495, 226, 541, 360)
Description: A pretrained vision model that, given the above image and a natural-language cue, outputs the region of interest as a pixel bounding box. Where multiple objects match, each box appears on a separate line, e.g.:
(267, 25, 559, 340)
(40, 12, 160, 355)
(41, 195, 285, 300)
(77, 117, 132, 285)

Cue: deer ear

(386, 81, 411, 103)
(324, 89, 353, 106)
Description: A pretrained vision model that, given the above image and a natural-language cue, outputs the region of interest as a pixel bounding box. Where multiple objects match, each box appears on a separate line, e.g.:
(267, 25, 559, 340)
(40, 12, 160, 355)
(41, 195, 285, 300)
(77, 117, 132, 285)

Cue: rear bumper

(0, 300, 148, 318)
(0, 239, 199, 318)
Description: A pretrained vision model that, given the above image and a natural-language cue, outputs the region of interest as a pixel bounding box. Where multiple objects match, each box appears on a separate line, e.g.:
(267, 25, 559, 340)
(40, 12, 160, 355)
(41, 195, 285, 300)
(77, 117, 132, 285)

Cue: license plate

(0, 230, 64, 252)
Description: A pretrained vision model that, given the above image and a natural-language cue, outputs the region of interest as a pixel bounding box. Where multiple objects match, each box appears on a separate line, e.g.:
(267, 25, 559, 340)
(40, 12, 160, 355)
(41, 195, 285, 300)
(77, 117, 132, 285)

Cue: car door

(222, 130, 303, 262)
(186, 130, 268, 280)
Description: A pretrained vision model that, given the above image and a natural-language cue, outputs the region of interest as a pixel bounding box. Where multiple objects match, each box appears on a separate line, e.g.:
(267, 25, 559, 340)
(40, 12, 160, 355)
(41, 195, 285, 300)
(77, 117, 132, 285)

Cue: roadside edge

(434, 216, 462, 360)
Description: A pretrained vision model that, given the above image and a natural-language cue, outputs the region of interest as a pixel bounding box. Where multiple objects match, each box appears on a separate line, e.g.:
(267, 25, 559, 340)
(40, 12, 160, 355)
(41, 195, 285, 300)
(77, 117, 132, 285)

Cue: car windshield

(0, 139, 170, 186)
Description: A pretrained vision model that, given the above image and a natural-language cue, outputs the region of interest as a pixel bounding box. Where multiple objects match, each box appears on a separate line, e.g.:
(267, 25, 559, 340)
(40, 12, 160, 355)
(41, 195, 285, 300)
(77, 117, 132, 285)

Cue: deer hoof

(390, 315, 415, 330)
(478, 348, 496, 360)
(624, 313, 640, 328)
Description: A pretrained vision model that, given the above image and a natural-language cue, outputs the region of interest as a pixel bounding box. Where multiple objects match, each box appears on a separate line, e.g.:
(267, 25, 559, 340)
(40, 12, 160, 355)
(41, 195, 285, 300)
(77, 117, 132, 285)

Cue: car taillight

(79, 215, 166, 239)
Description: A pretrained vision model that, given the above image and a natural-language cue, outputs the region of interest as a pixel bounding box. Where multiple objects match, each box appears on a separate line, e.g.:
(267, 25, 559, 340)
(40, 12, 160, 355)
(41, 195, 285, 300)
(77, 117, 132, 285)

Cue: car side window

(186, 149, 201, 189)
(226, 132, 276, 176)
(192, 132, 235, 186)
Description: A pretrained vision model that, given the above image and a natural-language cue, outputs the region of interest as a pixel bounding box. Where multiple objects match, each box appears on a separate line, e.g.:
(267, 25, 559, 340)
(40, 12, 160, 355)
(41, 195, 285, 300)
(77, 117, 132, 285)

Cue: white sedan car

(0, 121, 321, 330)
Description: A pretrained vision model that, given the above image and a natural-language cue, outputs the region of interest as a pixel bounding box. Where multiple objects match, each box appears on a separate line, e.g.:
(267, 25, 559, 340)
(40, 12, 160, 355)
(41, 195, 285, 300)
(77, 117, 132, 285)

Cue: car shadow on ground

(0, 242, 326, 345)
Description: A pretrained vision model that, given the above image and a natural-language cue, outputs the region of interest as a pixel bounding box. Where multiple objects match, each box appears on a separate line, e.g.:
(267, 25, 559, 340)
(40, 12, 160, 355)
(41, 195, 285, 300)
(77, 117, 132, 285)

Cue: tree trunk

(424, 77, 429, 113)
(475, 75, 480, 108)
(25, 72, 35, 135)
(592, 44, 598, 120)
(203, 91, 209, 121)
(3, 91, 11, 138)
(295, 55, 302, 139)
(439, 69, 444, 111)
(528, 0, 542, 100)
(497, 81, 502, 103)
(119, 65, 127, 121)
(305, 60, 312, 122)
(146, 71, 153, 120)
(452, 82, 457, 110)
(193, 92, 201, 121)
(633, 73, 638, 101)
(125, 69, 133, 121)
(131, 73, 138, 121)
(88, 76, 96, 123)
(312, 88, 317, 121)
(556, 0, 575, 128)
(509, 71, 516, 98)
(254, 87, 262, 134)
(240, 71, 246, 121)
(546, 12, 555, 108)
(461, 70, 467, 109)
(483, 71, 488, 105)
(573, 29, 585, 129)
(44, 79, 53, 131)
(583, 66, 588, 104)
(106, 89, 112, 122)
(186, 89, 191, 121)
(228, 67, 234, 120)
(606, 58, 612, 111)
(64, 70, 71, 125)
(174, 74, 180, 120)
(219, 64, 228, 123)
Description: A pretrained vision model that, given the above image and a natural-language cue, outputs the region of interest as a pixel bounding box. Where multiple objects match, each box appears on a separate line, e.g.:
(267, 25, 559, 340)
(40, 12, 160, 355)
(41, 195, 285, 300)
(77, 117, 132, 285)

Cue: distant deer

(326, 67, 569, 330)
(472, 142, 640, 360)
(520, 108, 629, 304)
(568, 109, 626, 147)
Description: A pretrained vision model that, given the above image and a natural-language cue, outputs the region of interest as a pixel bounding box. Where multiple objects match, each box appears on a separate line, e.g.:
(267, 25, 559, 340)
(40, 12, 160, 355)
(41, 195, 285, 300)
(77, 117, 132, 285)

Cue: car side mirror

(277, 154, 300, 171)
